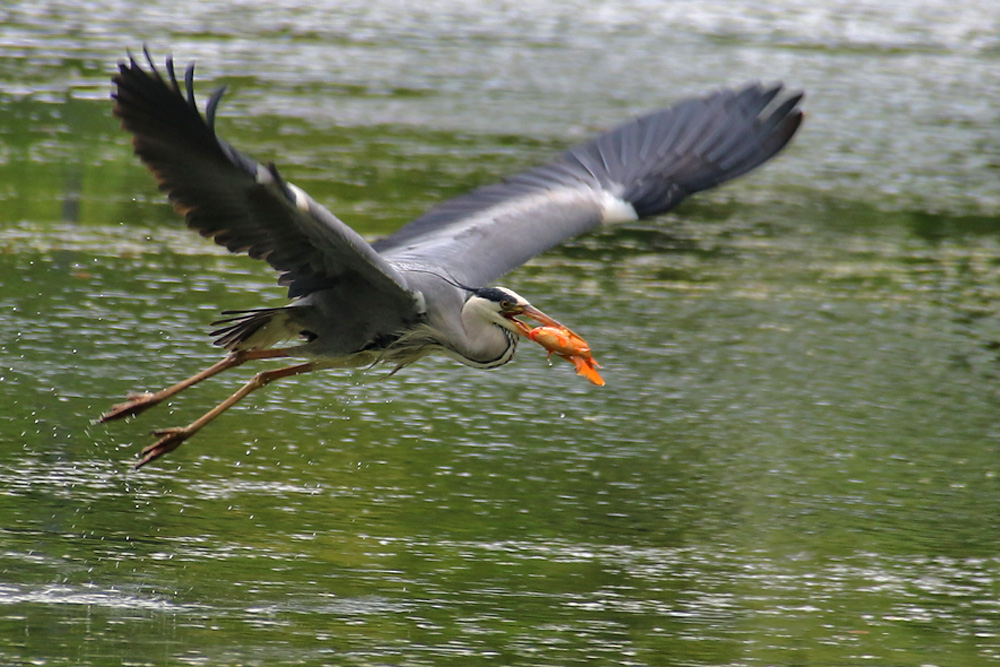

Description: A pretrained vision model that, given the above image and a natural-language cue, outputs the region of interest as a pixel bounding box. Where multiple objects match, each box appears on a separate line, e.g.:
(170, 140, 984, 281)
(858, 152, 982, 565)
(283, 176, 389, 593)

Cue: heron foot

(98, 391, 160, 423)
(135, 427, 192, 468)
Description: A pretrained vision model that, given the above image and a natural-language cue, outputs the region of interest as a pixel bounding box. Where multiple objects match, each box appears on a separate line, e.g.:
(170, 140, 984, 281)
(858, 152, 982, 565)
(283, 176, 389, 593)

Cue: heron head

(468, 286, 565, 336)
(463, 286, 604, 384)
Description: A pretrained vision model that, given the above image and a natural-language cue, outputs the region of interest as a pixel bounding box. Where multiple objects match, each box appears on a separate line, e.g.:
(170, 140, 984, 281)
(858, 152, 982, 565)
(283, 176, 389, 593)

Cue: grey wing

(113, 50, 417, 309)
(374, 83, 803, 287)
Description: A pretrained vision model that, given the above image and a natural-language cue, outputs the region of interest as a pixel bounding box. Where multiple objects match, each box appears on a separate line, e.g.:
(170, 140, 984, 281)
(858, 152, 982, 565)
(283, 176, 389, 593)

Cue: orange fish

(526, 325, 605, 386)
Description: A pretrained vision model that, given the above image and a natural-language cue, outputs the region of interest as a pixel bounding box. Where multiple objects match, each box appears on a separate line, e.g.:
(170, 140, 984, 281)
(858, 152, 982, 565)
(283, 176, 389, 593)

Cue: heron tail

(210, 307, 309, 351)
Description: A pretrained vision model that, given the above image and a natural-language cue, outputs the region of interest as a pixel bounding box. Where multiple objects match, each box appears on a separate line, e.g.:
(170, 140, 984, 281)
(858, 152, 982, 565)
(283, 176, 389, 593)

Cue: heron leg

(98, 348, 291, 423)
(135, 360, 317, 468)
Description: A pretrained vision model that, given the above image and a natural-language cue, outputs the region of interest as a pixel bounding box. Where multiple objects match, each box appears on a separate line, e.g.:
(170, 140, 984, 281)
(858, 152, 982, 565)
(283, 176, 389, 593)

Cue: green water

(2, 1, 1000, 665)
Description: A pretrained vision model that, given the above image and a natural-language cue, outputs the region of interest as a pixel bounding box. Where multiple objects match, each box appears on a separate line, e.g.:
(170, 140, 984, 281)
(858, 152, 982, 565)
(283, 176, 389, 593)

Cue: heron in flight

(100, 51, 803, 467)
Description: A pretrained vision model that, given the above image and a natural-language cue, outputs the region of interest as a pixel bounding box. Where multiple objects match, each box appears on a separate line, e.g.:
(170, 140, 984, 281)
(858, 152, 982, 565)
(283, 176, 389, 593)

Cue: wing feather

(117, 52, 803, 301)
(113, 50, 415, 305)
(375, 83, 803, 287)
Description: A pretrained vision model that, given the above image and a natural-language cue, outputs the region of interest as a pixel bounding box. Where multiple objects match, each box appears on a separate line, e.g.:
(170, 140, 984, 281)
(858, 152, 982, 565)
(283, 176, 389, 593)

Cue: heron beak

(506, 304, 566, 337)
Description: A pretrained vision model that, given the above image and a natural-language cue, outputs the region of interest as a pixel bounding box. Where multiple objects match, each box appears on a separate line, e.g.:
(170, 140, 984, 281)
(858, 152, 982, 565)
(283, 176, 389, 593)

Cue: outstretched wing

(113, 50, 416, 306)
(374, 83, 803, 287)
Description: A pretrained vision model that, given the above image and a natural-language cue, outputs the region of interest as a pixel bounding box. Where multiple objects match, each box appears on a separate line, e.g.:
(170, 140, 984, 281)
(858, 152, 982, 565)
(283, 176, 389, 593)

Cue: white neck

(447, 296, 518, 368)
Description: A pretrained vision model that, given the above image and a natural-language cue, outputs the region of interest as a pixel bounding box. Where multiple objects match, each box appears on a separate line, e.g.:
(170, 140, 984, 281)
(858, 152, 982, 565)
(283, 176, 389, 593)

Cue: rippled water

(2, 1, 999, 665)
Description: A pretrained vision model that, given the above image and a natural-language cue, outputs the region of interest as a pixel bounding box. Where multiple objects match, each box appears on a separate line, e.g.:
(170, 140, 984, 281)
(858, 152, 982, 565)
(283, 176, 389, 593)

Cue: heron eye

(500, 300, 513, 310)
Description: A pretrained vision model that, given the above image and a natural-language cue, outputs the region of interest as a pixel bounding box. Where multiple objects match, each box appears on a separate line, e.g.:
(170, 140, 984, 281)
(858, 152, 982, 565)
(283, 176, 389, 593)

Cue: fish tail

(572, 356, 605, 386)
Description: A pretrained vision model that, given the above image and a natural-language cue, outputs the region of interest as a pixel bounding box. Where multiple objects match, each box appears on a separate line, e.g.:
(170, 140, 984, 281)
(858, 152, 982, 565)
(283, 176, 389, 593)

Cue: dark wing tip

(610, 81, 804, 217)
(206, 86, 228, 129)
(110, 47, 256, 242)
(112, 48, 223, 139)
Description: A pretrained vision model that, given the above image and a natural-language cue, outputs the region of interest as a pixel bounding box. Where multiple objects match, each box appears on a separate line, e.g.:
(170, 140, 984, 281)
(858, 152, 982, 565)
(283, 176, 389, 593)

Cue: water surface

(1, 1, 999, 665)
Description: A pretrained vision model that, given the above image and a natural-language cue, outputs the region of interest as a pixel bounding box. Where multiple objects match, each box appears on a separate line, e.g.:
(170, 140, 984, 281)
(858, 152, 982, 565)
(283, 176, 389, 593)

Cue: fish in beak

(503, 306, 605, 386)
(504, 304, 565, 336)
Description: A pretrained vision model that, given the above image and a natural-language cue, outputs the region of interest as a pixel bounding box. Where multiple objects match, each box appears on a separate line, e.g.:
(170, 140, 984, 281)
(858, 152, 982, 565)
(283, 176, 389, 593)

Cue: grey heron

(100, 51, 803, 468)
